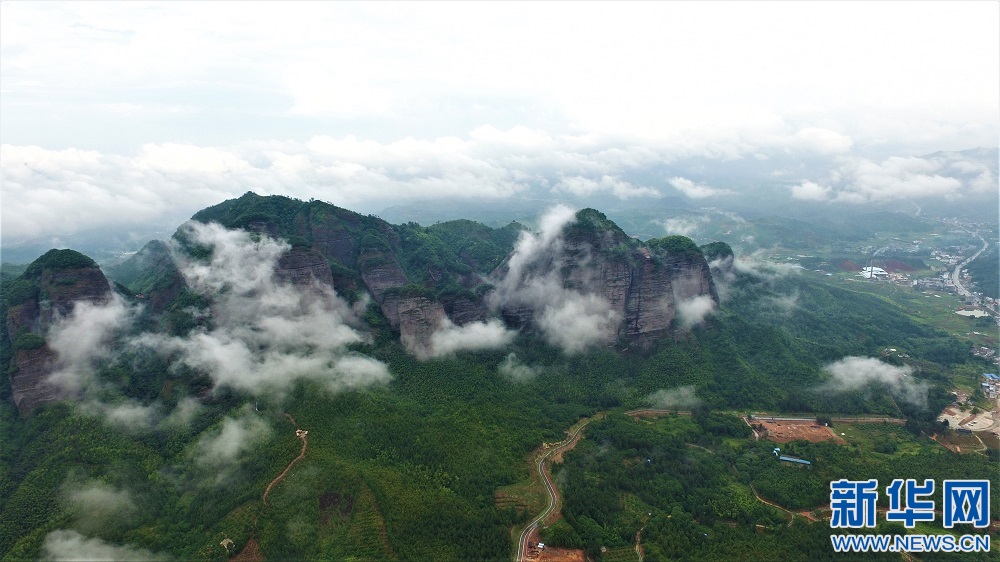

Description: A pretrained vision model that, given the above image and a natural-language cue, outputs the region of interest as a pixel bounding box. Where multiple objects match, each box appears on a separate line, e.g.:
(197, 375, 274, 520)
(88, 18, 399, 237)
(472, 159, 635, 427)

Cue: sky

(1, 1, 998, 244)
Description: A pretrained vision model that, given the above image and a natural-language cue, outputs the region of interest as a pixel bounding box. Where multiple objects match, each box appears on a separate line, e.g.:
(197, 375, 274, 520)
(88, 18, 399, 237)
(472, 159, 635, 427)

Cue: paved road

(952, 233, 988, 300)
(514, 419, 594, 562)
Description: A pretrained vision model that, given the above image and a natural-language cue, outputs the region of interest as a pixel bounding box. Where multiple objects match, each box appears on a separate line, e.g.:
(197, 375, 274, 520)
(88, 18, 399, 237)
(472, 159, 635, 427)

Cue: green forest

(1, 195, 997, 561)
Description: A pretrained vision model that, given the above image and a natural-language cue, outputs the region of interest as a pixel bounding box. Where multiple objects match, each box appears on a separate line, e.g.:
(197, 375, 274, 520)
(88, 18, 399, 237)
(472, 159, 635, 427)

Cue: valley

(0, 194, 997, 561)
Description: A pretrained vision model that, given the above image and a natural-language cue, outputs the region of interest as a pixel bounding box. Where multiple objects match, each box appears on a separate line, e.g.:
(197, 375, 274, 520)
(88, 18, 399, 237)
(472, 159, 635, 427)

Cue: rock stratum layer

(5, 250, 112, 415)
(8, 195, 726, 415)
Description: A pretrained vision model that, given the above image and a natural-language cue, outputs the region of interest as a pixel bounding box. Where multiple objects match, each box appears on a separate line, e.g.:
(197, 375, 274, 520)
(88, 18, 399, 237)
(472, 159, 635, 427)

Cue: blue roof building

(778, 455, 812, 465)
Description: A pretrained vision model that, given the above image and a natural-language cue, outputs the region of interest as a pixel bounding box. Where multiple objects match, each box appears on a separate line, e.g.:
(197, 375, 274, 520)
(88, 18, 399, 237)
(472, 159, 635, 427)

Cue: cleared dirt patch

(538, 546, 586, 562)
(229, 538, 262, 562)
(524, 527, 585, 562)
(754, 419, 844, 444)
(319, 491, 354, 525)
(881, 259, 917, 272)
(835, 259, 860, 271)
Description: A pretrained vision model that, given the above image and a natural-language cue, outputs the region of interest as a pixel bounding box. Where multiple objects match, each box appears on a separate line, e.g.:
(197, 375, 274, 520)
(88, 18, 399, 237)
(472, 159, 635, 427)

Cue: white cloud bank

(65, 480, 138, 535)
(667, 177, 734, 199)
(424, 318, 515, 359)
(675, 295, 716, 329)
(490, 205, 621, 355)
(498, 353, 542, 382)
(789, 152, 995, 204)
(136, 221, 391, 397)
(42, 530, 168, 562)
(648, 385, 702, 410)
(820, 356, 928, 407)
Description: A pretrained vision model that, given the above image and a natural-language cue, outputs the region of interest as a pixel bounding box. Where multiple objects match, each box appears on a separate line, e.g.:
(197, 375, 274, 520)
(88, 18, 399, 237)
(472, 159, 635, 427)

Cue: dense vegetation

(1, 196, 995, 560)
(967, 245, 999, 299)
(554, 414, 995, 562)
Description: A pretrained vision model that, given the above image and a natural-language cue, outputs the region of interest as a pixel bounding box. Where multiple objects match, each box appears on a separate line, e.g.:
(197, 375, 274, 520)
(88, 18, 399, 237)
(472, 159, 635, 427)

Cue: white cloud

(833, 156, 963, 203)
(648, 386, 701, 410)
(424, 318, 515, 359)
(65, 481, 138, 535)
(554, 175, 661, 200)
(661, 216, 709, 236)
(490, 206, 621, 354)
(42, 530, 168, 562)
(820, 356, 928, 407)
(498, 353, 541, 382)
(47, 296, 134, 395)
(793, 127, 853, 154)
(667, 177, 734, 199)
(675, 295, 715, 328)
(137, 222, 391, 397)
(194, 412, 272, 480)
(163, 397, 203, 428)
(789, 180, 832, 201)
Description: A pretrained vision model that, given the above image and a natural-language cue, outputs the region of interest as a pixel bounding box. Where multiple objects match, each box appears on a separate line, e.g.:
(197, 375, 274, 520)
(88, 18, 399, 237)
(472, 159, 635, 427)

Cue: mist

(46, 296, 135, 395)
(64, 480, 139, 535)
(491, 205, 621, 354)
(498, 353, 542, 382)
(675, 295, 715, 329)
(192, 409, 272, 485)
(820, 356, 928, 408)
(423, 318, 515, 359)
(137, 221, 391, 397)
(42, 530, 168, 561)
(648, 385, 702, 410)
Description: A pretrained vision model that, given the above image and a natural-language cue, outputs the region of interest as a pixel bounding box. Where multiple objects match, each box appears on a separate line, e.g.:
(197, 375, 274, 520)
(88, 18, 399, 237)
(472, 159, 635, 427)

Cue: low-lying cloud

(555, 175, 661, 199)
(423, 318, 515, 359)
(667, 177, 734, 199)
(661, 215, 709, 236)
(42, 530, 168, 562)
(675, 295, 715, 328)
(137, 221, 391, 397)
(497, 353, 542, 382)
(789, 152, 995, 204)
(193, 409, 272, 485)
(65, 480, 139, 535)
(820, 356, 928, 407)
(47, 296, 135, 395)
(648, 385, 702, 410)
(490, 206, 621, 354)
(42, 296, 165, 430)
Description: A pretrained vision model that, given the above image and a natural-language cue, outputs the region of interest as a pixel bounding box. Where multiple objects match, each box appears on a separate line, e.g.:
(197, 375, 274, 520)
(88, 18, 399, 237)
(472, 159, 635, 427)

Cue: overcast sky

(1, 1, 998, 242)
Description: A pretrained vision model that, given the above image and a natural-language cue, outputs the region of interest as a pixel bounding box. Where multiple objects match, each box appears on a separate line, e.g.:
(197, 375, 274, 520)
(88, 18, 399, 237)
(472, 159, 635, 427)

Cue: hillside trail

(263, 414, 308, 506)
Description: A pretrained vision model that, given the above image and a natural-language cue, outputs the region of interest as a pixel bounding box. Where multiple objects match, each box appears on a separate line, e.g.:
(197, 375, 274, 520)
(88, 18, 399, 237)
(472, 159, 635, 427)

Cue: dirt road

(515, 418, 595, 562)
(263, 427, 308, 506)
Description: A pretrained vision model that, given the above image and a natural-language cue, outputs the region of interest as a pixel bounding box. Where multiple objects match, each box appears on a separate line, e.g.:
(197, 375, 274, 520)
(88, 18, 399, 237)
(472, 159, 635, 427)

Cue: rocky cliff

(107, 194, 721, 356)
(493, 209, 718, 344)
(5, 250, 113, 416)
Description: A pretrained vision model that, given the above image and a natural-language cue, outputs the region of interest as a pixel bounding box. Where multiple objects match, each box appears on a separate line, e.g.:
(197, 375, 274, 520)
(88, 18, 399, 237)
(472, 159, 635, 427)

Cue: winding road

(514, 417, 595, 562)
(263, 421, 308, 506)
(952, 233, 988, 301)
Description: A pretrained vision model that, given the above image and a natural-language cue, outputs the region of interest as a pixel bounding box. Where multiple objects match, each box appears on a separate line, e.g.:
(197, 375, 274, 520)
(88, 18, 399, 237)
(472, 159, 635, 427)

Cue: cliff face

(6, 252, 113, 416)
(154, 195, 720, 354)
(276, 247, 335, 288)
(623, 258, 674, 338)
(394, 296, 447, 354)
(493, 210, 718, 344)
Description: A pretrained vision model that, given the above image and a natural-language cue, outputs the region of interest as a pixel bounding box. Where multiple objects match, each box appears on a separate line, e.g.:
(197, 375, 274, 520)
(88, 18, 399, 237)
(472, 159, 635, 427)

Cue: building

(773, 447, 812, 466)
(860, 267, 889, 279)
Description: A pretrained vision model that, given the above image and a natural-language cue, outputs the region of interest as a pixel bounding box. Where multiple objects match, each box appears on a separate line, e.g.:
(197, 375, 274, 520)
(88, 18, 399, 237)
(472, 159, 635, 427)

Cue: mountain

(3, 249, 113, 415)
(4, 194, 722, 417)
(2, 194, 994, 560)
(111, 193, 720, 354)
